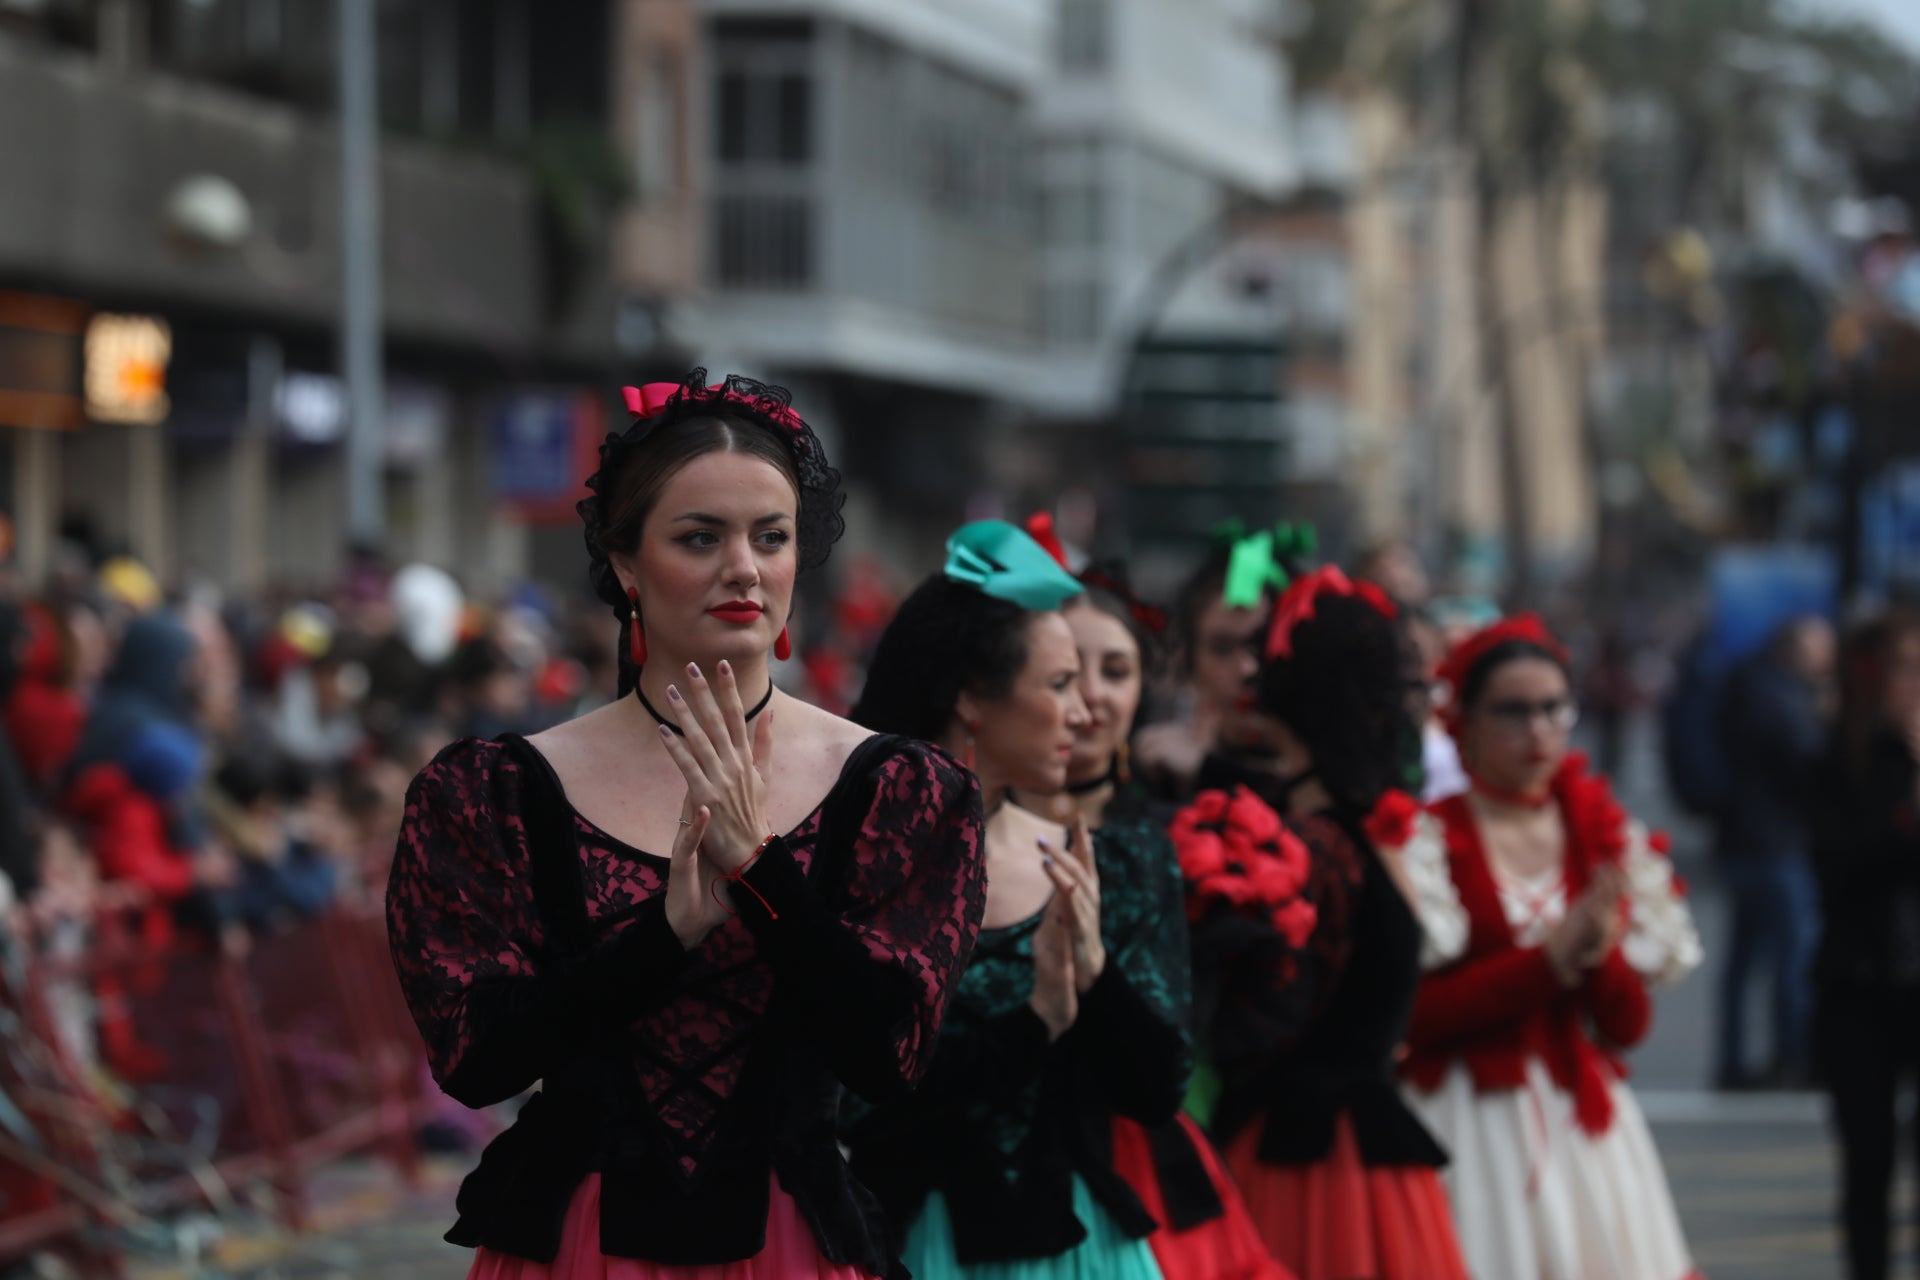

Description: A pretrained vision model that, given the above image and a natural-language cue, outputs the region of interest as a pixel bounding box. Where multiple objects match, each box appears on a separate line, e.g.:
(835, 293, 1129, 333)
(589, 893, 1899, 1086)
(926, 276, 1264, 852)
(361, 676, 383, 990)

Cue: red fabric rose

(1179, 830, 1228, 879)
(1271, 897, 1318, 948)
(1226, 788, 1286, 845)
(1363, 789, 1420, 850)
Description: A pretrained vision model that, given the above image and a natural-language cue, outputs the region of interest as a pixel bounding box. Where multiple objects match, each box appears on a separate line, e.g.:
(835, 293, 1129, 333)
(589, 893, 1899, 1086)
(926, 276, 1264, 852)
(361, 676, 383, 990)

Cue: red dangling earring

(627, 588, 647, 667)
(963, 719, 978, 771)
(774, 625, 792, 662)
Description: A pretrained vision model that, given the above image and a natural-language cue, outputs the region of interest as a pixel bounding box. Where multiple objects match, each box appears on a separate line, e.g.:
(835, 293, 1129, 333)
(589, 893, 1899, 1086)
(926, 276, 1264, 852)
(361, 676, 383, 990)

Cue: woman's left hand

(657, 660, 775, 874)
(1041, 817, 1106, 994)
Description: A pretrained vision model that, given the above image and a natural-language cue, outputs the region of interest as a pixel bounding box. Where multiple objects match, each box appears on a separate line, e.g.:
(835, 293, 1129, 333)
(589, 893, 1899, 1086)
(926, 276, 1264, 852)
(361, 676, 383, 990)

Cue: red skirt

(1111, 1115, 1295, 1280)
(467, 1172, 872, 1280)
(1221, 1116, 1468, 1280)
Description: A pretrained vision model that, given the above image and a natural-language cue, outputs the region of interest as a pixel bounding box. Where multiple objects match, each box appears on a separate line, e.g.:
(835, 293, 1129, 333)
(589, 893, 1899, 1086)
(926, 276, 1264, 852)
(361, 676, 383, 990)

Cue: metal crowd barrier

(0, 900, 430, 1275)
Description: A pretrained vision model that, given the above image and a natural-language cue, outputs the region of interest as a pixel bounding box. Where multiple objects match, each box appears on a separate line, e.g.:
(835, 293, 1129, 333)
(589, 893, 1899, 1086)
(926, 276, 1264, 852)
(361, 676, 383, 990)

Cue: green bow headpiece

(944, 520, 1084, 610)
(1210, 520, 1318, 608)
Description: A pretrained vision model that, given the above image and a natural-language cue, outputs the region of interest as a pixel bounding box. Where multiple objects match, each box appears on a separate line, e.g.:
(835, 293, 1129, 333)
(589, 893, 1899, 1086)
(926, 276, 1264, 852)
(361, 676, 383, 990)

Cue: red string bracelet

(712, 833, 780, 919)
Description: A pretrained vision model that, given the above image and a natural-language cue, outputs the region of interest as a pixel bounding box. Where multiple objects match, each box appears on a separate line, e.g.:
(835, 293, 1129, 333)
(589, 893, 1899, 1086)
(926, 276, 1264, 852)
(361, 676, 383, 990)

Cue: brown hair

(591, 410, 802, 568)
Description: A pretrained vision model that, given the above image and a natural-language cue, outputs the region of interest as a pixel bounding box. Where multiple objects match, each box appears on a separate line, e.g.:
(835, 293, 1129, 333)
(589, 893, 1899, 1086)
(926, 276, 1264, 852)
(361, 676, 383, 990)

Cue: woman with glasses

(1399, 616, 1702, 1280)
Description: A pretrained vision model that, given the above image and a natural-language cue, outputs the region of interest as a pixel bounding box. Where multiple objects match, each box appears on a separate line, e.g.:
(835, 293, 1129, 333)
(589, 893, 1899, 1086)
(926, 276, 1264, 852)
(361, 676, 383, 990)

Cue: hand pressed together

(655, 660, 777, 947)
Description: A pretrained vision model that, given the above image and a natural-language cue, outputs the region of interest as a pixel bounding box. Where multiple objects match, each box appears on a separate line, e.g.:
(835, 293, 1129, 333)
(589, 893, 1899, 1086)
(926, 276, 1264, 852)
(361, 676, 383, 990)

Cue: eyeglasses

(1481, 697, 1579, 734)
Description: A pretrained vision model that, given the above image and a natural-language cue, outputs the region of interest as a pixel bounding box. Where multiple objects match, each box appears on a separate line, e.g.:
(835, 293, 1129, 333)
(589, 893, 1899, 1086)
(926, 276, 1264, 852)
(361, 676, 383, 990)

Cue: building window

(713, 19, 814, 166)
(635, 52, 680, 201)
(1057, 0, 1107, 71)
(1043, 186, 1103, 247)
(1044, 279, 1104, 343)
(714, 194, 813, 288)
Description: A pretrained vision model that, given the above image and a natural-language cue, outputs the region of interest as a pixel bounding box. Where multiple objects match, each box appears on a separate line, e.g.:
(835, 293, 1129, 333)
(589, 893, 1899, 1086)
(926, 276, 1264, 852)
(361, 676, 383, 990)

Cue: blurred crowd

(0, 546, 630, 1081)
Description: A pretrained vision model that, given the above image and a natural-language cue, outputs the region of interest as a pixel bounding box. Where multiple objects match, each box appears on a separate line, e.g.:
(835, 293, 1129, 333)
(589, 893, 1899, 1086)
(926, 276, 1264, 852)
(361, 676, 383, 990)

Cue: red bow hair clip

(1263, 566, 1398, 660)
(1023, 512, 1072, 570)
(622, 381, 806, 436)
(1023, 513, 1172, 635)
(1434, 613, 1570, 723)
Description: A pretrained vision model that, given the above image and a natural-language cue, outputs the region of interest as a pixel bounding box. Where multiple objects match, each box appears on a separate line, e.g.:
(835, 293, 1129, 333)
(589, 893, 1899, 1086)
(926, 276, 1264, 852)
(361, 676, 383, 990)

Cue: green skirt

(900, 1177, 1166, 1280)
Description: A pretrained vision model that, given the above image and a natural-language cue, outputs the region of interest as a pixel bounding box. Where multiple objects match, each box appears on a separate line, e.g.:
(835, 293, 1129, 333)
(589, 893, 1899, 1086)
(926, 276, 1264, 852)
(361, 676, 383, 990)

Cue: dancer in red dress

(1400, 616, 1702, 1280)
(1187, 568, 1470, 1280)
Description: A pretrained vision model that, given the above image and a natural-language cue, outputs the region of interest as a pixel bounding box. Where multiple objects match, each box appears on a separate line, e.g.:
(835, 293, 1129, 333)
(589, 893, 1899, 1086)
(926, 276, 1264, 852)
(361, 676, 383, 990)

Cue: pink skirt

(468, 1173, 874, 1280)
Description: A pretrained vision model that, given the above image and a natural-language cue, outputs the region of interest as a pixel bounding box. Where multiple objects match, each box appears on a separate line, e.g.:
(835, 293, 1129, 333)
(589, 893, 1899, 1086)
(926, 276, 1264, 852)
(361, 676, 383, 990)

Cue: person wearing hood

(0, 602, 39, 899)
(58, 613, 239, 944)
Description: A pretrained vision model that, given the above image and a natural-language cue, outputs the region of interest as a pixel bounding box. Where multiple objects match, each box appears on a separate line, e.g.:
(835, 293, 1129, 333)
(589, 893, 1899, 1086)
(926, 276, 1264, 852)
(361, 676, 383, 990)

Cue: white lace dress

(1404, 820, 1704, 1280)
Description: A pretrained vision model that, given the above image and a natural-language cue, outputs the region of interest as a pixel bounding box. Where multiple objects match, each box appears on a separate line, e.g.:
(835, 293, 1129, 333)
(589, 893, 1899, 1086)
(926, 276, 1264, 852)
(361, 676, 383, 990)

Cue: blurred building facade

(0, 0, 623, 595)
(0, 0, 1330, 597)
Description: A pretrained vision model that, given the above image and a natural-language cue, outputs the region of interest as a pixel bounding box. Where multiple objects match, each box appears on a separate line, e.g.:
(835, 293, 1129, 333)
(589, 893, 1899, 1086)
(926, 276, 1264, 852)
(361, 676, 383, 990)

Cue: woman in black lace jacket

(845, 519, 1192, 1280)
(386, 373, 986, 1280)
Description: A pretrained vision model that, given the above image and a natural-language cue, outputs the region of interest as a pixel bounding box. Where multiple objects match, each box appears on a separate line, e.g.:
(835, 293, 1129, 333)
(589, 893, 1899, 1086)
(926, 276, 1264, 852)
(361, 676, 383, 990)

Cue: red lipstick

(708, 602, 764, 623)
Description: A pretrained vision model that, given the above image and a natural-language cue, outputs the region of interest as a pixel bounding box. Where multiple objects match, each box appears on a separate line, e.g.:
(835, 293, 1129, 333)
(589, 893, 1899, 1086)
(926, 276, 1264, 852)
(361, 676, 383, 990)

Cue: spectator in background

(1815, 611, 1920, 1280)
(1135, 537, 1272, 799)
(0, 601, 39, 898)
(1584, 624, 1638, 779)
(1354, 537, 1432, 610)
(1714, 615, 1834, 1091)
(1406, 606, 1468, 802)
(447, 633, 536, 740)
(209, 758, 341, 934)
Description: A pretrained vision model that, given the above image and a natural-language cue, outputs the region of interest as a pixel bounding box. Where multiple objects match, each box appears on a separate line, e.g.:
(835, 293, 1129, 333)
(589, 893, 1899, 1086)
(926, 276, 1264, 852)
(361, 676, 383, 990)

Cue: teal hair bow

(1212, 521, 1318, 609)
(943, 520, 1084, 611)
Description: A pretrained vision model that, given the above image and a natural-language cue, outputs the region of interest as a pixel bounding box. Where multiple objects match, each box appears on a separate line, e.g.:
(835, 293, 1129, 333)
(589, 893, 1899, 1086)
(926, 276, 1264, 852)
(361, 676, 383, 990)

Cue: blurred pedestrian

(1406, 606, 1466, 802)
(1714, 615, 1834, 1090)
(1812, 611, 1920, 1280)
(846, 519, 1186, 1280)
(1403, 616, 1702, 1280)
(1354, 538, 1431, 610)
(0, 601, 40, 897)
(1135, 531, 1282, 800)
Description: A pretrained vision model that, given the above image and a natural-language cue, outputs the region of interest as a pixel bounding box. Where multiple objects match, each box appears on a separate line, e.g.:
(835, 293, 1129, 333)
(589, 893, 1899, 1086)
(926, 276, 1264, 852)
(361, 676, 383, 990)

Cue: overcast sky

(1811, 0, 1920, 53)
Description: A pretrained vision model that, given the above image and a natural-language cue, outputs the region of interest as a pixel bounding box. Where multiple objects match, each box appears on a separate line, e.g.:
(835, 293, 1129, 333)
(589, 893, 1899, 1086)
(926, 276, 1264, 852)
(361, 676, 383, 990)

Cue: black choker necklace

(636, 680, 775, 735)
(1064, 763, 1117, 796)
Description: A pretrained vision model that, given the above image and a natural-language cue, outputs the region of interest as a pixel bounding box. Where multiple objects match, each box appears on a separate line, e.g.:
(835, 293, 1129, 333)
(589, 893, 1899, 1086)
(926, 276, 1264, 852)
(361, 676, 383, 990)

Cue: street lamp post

(338, 0, 385, 550)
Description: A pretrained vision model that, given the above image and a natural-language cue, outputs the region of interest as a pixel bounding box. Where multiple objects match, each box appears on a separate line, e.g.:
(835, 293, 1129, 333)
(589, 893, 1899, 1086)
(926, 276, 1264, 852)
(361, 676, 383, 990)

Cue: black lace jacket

(385, 733, 986, 1274)
(840, 814, 1193, 1265)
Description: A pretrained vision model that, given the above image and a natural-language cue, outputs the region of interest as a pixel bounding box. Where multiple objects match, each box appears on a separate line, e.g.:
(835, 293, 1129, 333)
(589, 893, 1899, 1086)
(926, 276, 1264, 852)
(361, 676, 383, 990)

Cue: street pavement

(115, 715, 1888, 1279)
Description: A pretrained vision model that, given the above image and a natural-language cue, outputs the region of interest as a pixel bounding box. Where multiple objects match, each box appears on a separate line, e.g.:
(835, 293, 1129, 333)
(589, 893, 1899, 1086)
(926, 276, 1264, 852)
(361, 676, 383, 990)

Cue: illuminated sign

(85, 314, 172, 425)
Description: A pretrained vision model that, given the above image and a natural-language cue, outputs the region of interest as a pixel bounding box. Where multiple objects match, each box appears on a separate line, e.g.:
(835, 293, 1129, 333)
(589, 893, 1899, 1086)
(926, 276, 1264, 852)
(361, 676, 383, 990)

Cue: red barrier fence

(0, 901, 432, 1275)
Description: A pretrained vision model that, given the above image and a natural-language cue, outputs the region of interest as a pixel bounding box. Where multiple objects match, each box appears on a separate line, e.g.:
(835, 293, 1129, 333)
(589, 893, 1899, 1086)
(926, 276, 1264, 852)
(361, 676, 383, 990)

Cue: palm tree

(1283, 0, 1916, 603)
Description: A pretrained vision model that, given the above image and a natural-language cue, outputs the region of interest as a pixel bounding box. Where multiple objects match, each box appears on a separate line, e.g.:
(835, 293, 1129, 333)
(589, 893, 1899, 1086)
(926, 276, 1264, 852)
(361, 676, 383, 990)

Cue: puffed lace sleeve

(1394, 810, 1470, 970)
(385, 739, 692, 1108)
(729, 738, 987, 1100)
(1619, 819, 1702, 986)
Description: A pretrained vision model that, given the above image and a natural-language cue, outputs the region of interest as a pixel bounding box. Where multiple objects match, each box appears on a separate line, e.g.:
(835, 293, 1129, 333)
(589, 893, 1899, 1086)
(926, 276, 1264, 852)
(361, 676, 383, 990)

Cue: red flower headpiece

(1263, 565, 1398, 660)
(1169, 786, 1318, 947)
(1434, 613, 1570, 725)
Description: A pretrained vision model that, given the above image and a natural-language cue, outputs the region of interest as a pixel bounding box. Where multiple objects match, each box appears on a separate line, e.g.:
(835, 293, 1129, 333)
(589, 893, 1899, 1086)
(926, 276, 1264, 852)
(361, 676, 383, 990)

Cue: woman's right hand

(663, 797, 725, 950)
(1029, 891, 1078, 1041)
(1543, 891, 1605, 987)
